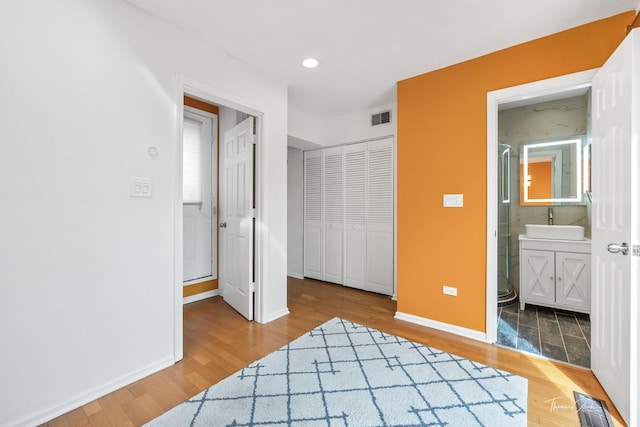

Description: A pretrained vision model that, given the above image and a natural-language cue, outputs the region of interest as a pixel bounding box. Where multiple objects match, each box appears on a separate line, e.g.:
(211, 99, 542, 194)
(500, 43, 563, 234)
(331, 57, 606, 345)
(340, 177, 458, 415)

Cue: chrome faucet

(548, 207, 554, 225)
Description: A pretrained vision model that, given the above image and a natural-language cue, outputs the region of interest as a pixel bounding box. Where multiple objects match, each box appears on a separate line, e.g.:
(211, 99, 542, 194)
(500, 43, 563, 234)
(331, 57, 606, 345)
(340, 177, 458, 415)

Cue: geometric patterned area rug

(146, 318, 527, 426)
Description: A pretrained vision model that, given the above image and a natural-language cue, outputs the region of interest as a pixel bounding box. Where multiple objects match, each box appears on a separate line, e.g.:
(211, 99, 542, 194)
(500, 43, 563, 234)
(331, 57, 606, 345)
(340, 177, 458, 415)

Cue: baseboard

(183, 289, 219, 305)
(259, 308, 290, 324)
(394, 311, 488, 343)
(10, 355, 175, 427)
(287, 273, 304, 280)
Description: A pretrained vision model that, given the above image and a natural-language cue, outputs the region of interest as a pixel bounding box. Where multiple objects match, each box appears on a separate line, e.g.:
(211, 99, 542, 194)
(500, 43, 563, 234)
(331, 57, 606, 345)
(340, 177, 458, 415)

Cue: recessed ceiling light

(302, 58, 319, 69)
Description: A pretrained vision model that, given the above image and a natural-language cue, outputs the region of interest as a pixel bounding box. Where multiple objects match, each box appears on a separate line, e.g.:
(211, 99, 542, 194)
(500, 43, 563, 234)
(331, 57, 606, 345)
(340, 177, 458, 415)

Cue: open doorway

(487, 33, 640, 426)
(485, 69, 596, 347)
(182, 97, 219, 302)
(173, 80, 265, 362)
(494, 93, 592, 367)
(181, 94, 257, 318)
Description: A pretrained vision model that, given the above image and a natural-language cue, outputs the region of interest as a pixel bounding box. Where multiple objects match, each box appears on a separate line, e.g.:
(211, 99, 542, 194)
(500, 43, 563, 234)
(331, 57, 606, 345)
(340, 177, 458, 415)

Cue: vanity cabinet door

(521, 249, 555, 306)
(555, 252, 591, 311)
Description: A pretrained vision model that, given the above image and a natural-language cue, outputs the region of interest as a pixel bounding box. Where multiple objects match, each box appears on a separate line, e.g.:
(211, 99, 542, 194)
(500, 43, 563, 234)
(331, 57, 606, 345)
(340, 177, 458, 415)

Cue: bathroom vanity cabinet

(519, 235, 591, 314)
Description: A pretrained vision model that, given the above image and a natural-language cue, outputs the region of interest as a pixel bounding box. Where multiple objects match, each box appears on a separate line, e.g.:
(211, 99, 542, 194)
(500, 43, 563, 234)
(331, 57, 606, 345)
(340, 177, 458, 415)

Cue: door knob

(220, 222, 227, 228)
(607, 242, 629, 255)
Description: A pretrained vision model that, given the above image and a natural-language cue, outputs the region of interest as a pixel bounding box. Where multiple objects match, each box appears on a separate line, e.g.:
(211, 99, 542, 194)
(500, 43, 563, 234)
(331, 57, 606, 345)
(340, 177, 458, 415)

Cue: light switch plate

(130, 176, 153, 198)
(443, 194, 463, 207)
(443, 286, 458, 296)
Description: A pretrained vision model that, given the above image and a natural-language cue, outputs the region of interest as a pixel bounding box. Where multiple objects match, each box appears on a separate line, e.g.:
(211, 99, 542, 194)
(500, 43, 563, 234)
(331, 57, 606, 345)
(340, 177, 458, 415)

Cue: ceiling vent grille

(371, 110, 391, 126)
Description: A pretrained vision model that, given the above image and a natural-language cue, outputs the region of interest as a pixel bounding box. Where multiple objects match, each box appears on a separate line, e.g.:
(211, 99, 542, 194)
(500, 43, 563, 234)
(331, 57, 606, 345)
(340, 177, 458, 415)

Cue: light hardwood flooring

(45, 277, 624, 426)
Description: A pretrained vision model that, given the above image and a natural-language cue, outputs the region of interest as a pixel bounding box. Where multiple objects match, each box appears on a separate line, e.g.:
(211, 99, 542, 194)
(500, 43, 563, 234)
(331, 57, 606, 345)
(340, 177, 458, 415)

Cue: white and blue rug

(147, 318, 527, 426)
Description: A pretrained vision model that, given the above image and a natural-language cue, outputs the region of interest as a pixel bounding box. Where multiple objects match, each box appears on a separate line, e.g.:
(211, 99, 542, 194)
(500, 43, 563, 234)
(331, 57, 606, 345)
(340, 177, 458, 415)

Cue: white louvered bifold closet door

(323, 147, 344, 284)
(303, 137, 394, 295)
(366, 137, 394, 295)
(303, 150, 323, 280)
(343, 143, 367, 290)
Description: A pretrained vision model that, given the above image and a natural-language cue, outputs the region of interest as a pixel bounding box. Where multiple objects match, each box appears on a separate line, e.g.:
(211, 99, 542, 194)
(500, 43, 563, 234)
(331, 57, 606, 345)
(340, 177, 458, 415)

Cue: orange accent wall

(397, 12, 633, 332)
(184, 279, 218, 298)
(519, 162, 552, 205)
(184, 96, 219, 114)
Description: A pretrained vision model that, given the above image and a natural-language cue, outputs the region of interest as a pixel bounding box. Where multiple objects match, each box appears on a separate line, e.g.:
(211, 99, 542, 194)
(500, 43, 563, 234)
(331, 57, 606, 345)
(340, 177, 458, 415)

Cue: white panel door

(344, 143, 367, 290)
(220, 117, 254, 321)
(303, 150, 323, 280)
(183, 109, 216, 282)
(591, 29, 639, 427)
(323, 147, 343, 284)
(366, 137, 394, 295)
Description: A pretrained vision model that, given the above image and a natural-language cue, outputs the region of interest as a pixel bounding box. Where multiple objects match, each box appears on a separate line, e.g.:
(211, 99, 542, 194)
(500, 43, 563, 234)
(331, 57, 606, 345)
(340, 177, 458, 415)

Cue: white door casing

(591, 29, 639, 427)
(183, 108, 217, 282)
(220, 117, 254, 321)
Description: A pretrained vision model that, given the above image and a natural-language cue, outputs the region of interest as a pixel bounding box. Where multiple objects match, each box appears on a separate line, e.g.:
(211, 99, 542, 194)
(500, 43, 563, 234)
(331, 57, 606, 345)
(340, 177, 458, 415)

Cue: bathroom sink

(525, 224, 585, 240)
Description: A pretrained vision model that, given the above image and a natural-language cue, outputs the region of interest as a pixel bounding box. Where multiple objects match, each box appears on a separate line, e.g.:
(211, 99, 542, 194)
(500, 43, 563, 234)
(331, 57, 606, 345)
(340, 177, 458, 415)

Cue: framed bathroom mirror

(519, 137, 585, 206)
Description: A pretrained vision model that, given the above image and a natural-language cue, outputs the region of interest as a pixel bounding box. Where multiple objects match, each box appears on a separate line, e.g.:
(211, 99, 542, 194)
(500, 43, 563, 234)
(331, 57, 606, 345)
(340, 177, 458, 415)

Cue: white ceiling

(125, 0, 636, 119)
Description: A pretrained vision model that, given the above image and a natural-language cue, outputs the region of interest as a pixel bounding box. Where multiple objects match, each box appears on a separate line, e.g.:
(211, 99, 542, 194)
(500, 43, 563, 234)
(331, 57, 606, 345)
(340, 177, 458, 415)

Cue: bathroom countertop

(518, 234, 591, 243)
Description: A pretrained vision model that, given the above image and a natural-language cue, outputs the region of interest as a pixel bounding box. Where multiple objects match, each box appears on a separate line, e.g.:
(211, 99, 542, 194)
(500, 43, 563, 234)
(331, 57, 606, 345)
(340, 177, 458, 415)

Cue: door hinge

(250, 208, 257, 218)
(250, 282, 256, 293)
(250, 134, 256, 145)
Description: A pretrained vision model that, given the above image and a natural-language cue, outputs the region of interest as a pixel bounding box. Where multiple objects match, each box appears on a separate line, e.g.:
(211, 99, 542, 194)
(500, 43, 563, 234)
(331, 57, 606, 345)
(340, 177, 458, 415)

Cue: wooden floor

(45, 277, 624, 426)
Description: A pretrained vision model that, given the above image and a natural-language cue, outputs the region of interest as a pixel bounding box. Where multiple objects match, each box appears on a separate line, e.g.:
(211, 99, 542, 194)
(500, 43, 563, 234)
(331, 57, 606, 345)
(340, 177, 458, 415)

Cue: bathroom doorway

(495, 92, 592, 367)
(486, 70, 596, 367)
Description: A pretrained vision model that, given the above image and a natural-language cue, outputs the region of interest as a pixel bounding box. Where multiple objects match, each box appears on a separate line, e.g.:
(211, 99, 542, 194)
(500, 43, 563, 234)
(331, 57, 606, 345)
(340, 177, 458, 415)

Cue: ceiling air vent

(371, 110, 391, 126)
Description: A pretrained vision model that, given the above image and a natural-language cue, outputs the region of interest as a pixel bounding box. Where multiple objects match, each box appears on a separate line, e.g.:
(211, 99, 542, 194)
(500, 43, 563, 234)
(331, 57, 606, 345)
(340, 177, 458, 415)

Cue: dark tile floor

(497, 303, 591, 368)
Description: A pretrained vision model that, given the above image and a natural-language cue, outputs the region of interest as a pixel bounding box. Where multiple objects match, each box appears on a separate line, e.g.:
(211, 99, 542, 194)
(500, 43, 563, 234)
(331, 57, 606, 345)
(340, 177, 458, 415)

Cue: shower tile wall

(498, 95, 590, 297)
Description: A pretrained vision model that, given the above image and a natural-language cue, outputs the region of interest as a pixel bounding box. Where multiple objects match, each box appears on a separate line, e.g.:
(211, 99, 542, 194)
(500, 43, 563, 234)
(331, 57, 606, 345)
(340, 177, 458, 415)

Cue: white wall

(288, 106, 326, 146)
(324, 103, 397, 146)
(0, 1, 288, 425)
(288, 102, 397, 148)
(219, 106, 238, 137)
(287, 147, 304, 278)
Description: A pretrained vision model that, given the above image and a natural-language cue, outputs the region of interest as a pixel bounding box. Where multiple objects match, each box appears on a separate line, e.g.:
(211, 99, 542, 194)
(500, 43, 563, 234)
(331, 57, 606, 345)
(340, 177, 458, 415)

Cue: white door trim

(485, 69, 597, 344)
(174, 76, 265, 362)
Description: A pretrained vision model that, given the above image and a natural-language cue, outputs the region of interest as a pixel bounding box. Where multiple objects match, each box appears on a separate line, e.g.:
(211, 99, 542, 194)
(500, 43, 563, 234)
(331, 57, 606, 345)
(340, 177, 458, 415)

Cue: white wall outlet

(443, 285, 457, 296)
(443, 194, 463, 207)
(130, 176, 153, 198)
